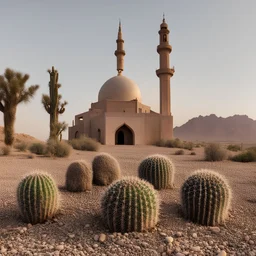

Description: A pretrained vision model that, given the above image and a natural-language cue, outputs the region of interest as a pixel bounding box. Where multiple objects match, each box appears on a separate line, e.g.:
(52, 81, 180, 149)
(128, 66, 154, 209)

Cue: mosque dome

(98, 75, 142, 102)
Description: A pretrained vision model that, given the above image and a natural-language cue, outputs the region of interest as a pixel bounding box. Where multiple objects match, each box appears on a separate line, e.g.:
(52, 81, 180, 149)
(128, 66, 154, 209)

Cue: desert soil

(0, 145, 256, 256)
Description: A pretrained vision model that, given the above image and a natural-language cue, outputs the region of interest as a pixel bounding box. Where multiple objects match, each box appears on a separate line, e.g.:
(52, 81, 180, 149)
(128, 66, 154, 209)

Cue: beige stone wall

(90, 113, 106, 144)
(160, 115, 173, 140)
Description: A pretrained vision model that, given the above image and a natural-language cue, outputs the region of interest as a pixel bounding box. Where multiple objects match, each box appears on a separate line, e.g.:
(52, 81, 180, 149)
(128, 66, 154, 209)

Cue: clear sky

(0, 0, 255, 141)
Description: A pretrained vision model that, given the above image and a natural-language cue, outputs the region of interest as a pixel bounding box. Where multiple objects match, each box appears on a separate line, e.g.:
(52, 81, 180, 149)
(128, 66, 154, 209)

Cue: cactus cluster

(92, 153, 121, 186)
(66, 160, 92, 192)
(17, 172, 59, 224)
(101, 176, 159, 233)
(181, 169, 232, 226)
(138, 154, 175, 190)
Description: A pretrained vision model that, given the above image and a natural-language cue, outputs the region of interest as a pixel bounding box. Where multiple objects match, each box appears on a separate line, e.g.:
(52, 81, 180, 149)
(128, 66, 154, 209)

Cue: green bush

(1, 146, 11, 156)
(69, 135, 100, 151)
(46, 140, 71, 158)
(175, 149, 185, 155)
(204, 143, 227, 161)
(230, 149, 256, 162)
(15, 142, 28, 152)
(227, 144, 241, 152)
(29, 143, 47, 155)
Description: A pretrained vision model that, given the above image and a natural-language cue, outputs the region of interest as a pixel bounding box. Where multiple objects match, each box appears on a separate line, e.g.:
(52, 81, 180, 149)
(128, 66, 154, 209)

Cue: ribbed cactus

(181, 169, 232, 226)
(17, 172, 59, 224)
(92, 153, 121, 186)
(42, 66, 68, 141)
(138, 154, 175, 190)
(66, 160, 92, 192)
(101, 176, 159, 233)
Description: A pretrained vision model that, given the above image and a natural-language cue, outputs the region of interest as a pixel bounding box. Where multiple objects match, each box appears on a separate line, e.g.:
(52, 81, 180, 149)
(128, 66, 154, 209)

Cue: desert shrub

(46, 140, 71, 158)
(66, 160, 92, 192)
(227, 144, 241, 152)
(190, 151, 196, 155)
(155, 139, 166, 147)
(175, 149, 185, 155)
(165, 138, 183, 148)
(92, 153, 121, 186)
(138, 154, 175, 189)
(15, 142, 28, 152)
(69, 135, 100, 151)
(29, 142, 47, 155)
(1, 146, 11, 155)
(230, 149, 256, 163)
(204, 143, 227, 161)
(17, 172, 59, 224)
(182, 141, 194, 150)
(181, 169, 231, 226)
(101, 176, 159, 233)
(27, 154, 35, 159)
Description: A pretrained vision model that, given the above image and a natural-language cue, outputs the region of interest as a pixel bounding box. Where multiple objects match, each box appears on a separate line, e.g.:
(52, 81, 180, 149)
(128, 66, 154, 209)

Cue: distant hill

(173, 114, 256, 143)
(0, 126, 40, 144)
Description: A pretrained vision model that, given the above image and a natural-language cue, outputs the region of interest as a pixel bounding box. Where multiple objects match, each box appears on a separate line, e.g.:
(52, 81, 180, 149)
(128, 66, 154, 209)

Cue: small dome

(161, 21, 168, 29)
(98, 75, 142, 102)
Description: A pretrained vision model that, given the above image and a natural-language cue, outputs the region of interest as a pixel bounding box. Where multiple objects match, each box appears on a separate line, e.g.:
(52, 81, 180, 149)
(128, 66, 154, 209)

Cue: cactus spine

(181, 169, 231, 226)
(101, 176, 159, 233)
(17, 172, 59, 224)
(138, 154, 174, 190)
(42, 66, 68, 141)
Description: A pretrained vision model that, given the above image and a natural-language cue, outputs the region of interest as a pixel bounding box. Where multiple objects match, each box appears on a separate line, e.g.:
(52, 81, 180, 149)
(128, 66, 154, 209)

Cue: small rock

(94, 235, 99, 241)
(191, 246, 200, 252)
(176, 253, 185, 256)
(1, 246, 7, 253)
(160, 232, 167, 236)
(165, 236, 174, 244)
(209, 226, 221, 233)
(192, 233, 197, 238)
(218, 250, 227, 256)
(27, 223, 33, 229)
(245, 235, 250, 241)
(176, 232, 183, 237)
(68, 233, 75, 238)
(55, 245, 64, 251)
(249, 240, 255, 245)
(93, 244, 99, 248)
(99, 233, 107, 243)
(158, 245, 165, 253)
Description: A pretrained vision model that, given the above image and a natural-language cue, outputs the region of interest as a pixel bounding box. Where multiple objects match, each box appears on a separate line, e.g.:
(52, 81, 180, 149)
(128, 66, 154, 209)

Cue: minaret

(156, 15, 175, 116)
(114, 21, 126, 76)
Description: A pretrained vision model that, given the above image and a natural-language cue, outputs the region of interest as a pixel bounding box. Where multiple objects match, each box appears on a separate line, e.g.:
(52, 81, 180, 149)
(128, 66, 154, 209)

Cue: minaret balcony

(157, 44, 172, 53)
(115, 49, 126, 56)
(156, 67, 175, 77)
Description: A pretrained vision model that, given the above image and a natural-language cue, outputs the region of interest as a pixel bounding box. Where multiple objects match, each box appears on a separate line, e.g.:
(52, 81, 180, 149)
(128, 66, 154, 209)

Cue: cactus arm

(58, 100, 68, 114)
(42, 94, 51, 114)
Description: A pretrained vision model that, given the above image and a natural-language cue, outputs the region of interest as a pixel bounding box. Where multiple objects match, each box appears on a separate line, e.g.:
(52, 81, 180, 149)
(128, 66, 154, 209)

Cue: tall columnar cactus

(101, 176, 159, 233)
(181, 169, 232, 226)
(17, 172, 59, 224)
(42, 66, 68, 141)
(138, 154, 175, 190)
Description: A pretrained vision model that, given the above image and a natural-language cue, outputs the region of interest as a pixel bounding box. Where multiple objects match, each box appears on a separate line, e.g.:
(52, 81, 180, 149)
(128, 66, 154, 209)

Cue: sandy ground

(0, 145, 256, 255)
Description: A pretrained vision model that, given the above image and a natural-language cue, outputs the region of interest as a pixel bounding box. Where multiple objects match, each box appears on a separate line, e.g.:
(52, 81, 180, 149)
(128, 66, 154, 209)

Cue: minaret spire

(115, 20, 125, 75)
(156, 16, 175, 116)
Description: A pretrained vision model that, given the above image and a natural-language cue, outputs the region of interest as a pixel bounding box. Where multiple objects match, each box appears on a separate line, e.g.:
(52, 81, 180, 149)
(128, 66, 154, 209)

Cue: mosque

(68, 17, 175, 145)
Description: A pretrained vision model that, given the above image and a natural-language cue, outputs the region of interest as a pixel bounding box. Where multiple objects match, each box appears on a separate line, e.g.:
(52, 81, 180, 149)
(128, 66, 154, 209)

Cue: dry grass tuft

(69, 135, 100, 151)
(204, 143, 227, 161)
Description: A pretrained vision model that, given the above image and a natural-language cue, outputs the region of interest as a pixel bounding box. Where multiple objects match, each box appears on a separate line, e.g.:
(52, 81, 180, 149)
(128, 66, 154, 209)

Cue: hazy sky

(0, 1, 255, 140)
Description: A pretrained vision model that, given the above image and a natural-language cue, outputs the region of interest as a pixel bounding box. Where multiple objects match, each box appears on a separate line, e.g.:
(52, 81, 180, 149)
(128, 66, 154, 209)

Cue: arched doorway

(97, 129, 101, 143)
(75, 131, 80, 138)
(115, 124, 134, 145)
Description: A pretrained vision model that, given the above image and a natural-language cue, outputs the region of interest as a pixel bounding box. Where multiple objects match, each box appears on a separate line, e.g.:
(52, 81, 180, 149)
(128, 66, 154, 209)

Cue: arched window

(163, 34, 167, 42)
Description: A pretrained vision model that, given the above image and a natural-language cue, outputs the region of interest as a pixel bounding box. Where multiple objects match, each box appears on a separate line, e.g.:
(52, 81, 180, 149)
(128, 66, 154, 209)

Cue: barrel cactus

(101, 176, 159, 233)
(17, 172, 59, 224)
(181, 169, 232, 226)
(92, 153, 121, 186)
(66, 160, 92, 192)
(138, 154, 175, 190)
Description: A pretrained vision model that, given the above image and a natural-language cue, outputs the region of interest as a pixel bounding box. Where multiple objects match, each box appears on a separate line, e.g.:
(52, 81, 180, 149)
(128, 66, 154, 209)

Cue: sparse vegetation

(181, 169, 231, 226)
(0, 145, 11, 155)
(227, 144, 241, 152)
(46, 139, 71, 158)
(29, 142, 47, 155)
(66, 160, 92, 192)
(14, 142, 28, 152)
(138, 154, 175, 189)
(204, 143, 227, 161)
(190, 151, 196, 155)
(17, 172, 59, 224)
(101, 176, 159, 233)
(155, 138, 194, 150)
(230, 148, 256, 162)
(92, 153, 121, 186)
(0, 68, 39, 145)
(175, 149, 185, 155)
(69, 135, 100, 151)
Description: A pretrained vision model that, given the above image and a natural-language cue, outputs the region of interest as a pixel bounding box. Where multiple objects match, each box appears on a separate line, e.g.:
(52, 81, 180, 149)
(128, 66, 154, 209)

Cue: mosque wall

(90, 113, 106, 144)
